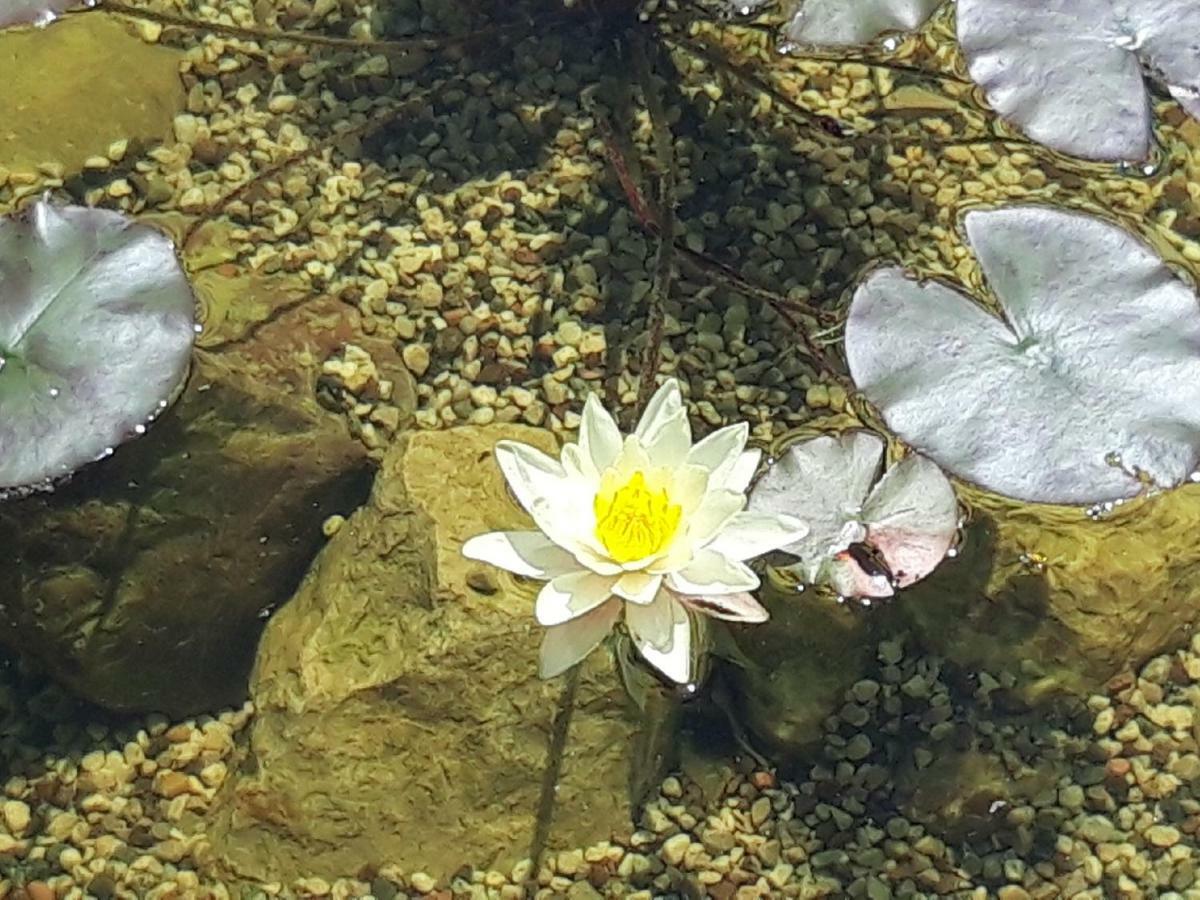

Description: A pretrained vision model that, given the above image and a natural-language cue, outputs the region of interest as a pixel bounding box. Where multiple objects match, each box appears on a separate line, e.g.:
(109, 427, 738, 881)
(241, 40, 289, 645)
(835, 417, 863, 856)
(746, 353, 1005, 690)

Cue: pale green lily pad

(0, 0, 96, 28)
(0, 201, 195, 495)
(845, 205, 1200, 504)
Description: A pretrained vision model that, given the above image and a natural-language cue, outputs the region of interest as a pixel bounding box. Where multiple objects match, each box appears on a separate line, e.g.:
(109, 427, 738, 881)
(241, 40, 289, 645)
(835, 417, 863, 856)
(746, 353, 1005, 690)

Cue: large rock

(903, 483, 1200, 700)
(0, 256, 410, 715)
(723, 581, 894, 759)
(208, 426, 662, 884)
(0, 15, 185, 174)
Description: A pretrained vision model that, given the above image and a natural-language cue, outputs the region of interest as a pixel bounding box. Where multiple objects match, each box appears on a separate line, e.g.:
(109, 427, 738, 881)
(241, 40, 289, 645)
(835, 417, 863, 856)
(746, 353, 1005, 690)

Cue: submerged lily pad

(782, 0, 942, 47)
(749, 431, 956, 598)
(0, 0, 95, 28)
(0, 201, 195, 494)
(957, 0, 1200, 161)
(845, 205, 1200, 505)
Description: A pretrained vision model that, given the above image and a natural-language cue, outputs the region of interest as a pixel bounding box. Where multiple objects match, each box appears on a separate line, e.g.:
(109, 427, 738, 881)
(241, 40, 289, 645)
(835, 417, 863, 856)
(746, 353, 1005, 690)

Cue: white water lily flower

(749, 431, 957, 599)
(463, 380, 808, 683)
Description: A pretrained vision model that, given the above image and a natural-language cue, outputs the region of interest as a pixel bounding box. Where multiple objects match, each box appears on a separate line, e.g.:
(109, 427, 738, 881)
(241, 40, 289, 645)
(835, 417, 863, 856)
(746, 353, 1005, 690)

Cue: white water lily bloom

(463, 380, 808, 683)
(749, 431, 957, 599)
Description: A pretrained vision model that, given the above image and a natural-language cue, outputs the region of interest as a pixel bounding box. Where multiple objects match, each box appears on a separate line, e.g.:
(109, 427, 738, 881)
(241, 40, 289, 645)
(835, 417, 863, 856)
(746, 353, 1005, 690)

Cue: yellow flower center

(594, 470, 682, 564)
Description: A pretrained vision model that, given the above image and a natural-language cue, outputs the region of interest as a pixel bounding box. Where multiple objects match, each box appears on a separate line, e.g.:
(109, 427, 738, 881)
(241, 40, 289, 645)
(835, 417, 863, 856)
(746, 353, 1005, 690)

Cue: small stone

(662, 833, 691, 866)
(844, 733, 872, 761)
(1059, 784, 1085, 810)
(851, 679, 880, 704)
(556, 848, 584, 875)
(750, 796, 771, 827)
(2, 800, 30, 836)
(805, 383, 830, 408)
(878, 640, 903, 665)
(403, 344, 431, 377)
(322, 515, 346, 538)
(1147, 824, 1181, 848)
(410, 871, 437, 892)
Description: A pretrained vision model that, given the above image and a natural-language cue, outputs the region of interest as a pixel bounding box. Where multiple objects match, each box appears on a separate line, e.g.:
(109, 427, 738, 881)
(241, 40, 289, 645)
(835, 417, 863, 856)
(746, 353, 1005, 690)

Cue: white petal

(635, 598, 694, 684)
(686, 423, 748, 487)
(560, 442, 591, 481)
(635, 379, 684, 441)
(494, 441, 579, 540)
(461, 531, 578, 579)
(578, 393, 622, 476)
(571, 542, 625, 576)
(676, 590, 769, 623)
(625, 588, 675, 650)
(706, 512, 809, 561)
(539, 598, 621, 678)
(685, 489, 746, 547)
(614, 571, 662, 605)
(642, 409, 692, 468)
(668, 548, 759, 595)
(726, 449, 762, 493)
(535, 570, 617, 626)
(784, 0, 942, 47)
(861, 452, 957, 588)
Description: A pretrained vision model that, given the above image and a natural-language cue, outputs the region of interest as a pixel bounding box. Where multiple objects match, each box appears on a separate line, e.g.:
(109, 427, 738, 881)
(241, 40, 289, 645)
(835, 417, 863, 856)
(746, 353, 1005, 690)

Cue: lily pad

(782, 0, 942, 47)
(0, 201, 195, 495)
(0, 0, 95, 28)
(956, 0, 1200, 161)
(844, 204, 1200, 505)
(749, 431, 957, 598)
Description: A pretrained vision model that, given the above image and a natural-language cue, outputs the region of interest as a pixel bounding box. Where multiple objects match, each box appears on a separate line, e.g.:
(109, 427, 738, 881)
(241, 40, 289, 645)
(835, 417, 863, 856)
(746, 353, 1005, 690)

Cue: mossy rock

(208, 425, 667, 884)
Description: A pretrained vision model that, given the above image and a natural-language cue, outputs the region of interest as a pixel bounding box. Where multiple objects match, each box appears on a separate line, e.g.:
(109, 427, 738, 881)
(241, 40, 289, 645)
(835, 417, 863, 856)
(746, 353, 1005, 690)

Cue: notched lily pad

(956, 0, 1200, 161)
(0, 201, 196, 495)
(782, 0, 942, 47)
(845, 204, 1200, 505)
(749, 431, 957, 599)
(0, 0, 96, 28)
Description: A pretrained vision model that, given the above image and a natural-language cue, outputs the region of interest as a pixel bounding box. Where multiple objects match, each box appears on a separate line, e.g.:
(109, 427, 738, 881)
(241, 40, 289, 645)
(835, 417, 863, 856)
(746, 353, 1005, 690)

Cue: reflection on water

(1, 0, 1200, 897)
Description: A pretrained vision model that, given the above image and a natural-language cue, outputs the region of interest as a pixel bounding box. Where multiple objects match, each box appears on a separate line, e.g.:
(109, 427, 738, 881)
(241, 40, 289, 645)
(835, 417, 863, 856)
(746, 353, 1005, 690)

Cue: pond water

(2, 1, 1200, 898)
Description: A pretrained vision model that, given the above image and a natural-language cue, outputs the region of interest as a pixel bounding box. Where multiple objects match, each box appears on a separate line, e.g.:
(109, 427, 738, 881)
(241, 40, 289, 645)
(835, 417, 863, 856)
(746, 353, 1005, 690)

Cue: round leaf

(0, 0, 96, 28)
(749, 431, 957, 598)
(957, 0, 1200, 161)
(0, 201, 195, 493)
(783, 0, 942, 47)
(845, 205, 1200, 505)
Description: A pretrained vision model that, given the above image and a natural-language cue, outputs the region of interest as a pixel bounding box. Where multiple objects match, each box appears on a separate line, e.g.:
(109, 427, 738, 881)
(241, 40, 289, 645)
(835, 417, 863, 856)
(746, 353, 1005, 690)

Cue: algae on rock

(902, 484, 1200, 701)
(209, 425, 666, 884)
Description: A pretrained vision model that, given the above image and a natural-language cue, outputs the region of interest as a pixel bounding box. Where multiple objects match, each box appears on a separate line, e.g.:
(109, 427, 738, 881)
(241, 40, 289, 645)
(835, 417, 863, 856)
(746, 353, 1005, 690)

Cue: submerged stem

(634, 35, 678, 412)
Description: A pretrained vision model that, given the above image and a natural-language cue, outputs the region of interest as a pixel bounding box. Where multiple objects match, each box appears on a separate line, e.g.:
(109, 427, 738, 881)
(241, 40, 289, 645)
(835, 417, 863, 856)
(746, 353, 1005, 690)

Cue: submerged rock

(903, 484, 1200, 700)
(0, 15, 184, 174)
(723, 581, 892, 759)
(208, 425, 661, 884)
(0, 269, 400, 715)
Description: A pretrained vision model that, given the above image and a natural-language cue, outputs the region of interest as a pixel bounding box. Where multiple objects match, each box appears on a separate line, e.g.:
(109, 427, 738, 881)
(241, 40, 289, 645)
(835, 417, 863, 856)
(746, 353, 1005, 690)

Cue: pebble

(403, 344, 431, 377)
(2, 800, 30, 836)
(661, 833, 691, 866)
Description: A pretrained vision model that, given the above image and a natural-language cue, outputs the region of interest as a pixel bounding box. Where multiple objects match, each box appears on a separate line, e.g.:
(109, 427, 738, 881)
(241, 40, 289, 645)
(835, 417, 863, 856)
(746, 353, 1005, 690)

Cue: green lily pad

(0, 201, 195, 495)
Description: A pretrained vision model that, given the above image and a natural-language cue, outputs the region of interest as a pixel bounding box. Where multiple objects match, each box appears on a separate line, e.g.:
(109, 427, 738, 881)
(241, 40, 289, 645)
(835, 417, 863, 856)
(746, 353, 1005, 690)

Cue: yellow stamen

(594, 470, 681, 564)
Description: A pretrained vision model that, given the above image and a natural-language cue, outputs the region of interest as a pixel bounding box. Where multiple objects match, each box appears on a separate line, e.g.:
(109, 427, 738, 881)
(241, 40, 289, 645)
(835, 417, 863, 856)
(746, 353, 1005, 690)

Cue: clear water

(2, 1, 1200, 899)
